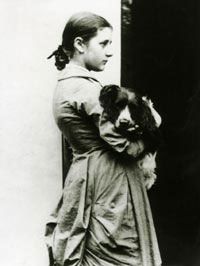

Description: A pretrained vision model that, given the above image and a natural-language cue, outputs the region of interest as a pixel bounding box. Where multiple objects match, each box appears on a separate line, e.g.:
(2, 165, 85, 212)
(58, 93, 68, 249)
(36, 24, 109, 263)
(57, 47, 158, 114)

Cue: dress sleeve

(98, 111, 145, 157)
(78, 81, 145, 158)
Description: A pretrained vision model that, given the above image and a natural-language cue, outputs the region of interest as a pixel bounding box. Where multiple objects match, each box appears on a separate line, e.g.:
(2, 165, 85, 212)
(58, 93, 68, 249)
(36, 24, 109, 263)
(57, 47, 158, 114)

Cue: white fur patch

(115, 106, 134, 128)
(138, 152, 157, 190)
(142, 97, 162, 127)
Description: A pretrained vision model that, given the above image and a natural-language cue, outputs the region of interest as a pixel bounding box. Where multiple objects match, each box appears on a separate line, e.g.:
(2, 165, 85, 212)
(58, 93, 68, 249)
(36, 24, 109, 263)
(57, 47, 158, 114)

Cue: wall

(0, 1, 120, 265)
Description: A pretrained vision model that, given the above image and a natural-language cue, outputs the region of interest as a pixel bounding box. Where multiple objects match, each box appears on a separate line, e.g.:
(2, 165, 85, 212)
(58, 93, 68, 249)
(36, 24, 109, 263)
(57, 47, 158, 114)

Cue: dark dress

(45, 64, 161, 266)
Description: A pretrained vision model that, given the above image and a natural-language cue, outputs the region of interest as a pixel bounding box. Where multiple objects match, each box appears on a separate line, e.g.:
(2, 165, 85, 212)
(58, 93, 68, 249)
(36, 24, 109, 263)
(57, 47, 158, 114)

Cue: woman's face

(83, 27, 113, 71)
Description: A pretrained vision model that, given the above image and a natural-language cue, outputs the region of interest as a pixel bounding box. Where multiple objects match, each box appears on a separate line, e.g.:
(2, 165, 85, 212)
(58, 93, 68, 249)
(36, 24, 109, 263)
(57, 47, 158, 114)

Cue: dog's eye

(128, 101, 138, 110)
(116, 100, 127, 109)
(128, 102, 138, 117)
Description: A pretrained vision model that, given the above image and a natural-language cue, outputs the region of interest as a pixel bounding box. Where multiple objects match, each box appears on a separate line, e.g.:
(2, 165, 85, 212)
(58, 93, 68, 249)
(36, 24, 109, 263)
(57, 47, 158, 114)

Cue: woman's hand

(127, 124, 139, 132)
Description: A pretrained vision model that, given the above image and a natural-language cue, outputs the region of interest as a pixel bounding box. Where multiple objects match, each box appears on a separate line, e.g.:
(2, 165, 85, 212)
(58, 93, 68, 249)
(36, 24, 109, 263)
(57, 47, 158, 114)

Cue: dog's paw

(144, 171, 157, 190)
(138, 153, 157, 170)
(137, 153, 157, 189)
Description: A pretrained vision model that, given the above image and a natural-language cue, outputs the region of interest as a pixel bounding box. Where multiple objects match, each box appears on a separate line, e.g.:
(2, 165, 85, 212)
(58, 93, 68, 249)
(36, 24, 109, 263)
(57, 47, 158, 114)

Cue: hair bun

(47, 45, 69, 70)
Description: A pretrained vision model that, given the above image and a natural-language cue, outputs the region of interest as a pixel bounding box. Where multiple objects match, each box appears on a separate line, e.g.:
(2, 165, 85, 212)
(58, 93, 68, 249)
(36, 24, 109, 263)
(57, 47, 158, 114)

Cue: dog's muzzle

(115, 106, 134, 129)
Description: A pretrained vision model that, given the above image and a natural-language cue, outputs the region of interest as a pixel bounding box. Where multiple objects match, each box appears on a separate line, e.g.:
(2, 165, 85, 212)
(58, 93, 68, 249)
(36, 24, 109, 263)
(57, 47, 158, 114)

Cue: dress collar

(58, 64, 100, 83)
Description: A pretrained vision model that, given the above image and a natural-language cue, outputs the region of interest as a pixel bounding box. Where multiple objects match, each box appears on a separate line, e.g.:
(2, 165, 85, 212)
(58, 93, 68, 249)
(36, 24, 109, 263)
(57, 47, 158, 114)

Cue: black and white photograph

(0, 1, 200, 266)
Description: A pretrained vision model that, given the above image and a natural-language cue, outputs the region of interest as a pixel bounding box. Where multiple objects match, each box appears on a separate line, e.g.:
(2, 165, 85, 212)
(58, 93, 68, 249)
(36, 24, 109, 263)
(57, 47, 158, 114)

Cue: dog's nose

(119, 119, 130, 127)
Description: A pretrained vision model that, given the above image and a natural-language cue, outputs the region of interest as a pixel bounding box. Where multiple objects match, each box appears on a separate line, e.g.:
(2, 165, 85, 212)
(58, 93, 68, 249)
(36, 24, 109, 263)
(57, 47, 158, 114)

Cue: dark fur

(99, 84, 161, 154)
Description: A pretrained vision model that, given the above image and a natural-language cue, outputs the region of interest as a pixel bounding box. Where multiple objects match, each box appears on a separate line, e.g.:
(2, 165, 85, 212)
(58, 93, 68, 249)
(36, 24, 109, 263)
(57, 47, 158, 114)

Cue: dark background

(121, 0, 200, 265)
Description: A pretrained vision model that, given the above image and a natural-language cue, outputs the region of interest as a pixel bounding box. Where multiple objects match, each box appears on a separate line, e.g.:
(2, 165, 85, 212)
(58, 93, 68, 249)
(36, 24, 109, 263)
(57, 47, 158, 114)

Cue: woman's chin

(93, 63, 107, 72)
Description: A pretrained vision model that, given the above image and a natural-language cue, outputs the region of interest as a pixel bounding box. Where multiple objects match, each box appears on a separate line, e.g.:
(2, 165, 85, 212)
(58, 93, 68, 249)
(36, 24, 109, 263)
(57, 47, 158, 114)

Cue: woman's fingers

(127, 124, 140, 132)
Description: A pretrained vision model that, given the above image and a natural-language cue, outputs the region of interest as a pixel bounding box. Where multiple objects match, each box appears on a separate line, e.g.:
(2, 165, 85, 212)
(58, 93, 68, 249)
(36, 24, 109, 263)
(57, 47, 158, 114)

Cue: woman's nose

(105, 44, 113, 57)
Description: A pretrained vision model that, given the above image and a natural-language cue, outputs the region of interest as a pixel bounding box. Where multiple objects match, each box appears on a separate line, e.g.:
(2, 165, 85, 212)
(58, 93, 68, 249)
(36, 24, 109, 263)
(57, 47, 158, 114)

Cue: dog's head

(99, 84, 136, 128)
(99, 84, 157, 132)
(99, 84, 162, 153)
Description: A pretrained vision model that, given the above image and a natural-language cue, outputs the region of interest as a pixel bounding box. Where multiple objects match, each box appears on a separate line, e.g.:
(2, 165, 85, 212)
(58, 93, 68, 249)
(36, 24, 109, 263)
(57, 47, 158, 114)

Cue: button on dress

(45, 65, 161, 266)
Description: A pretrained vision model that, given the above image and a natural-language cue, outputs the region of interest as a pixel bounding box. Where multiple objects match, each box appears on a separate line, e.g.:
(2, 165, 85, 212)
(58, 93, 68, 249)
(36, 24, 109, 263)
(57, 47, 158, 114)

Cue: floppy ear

(139, 98, 157, 131)
(99, 84, 119, 108)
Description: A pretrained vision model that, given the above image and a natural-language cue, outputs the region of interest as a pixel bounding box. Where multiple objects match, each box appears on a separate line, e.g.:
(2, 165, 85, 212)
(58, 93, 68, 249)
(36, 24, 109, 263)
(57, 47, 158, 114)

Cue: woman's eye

(99, 40, 110, 47)
(100, 42, 107, 47)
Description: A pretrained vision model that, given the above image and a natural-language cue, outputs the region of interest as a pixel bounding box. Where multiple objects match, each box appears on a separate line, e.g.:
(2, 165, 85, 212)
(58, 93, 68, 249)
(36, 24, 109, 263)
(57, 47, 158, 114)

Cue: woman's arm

(55, 78, 145, 158)
(98, 111, 145, 157)
(78, 80, 145, 158)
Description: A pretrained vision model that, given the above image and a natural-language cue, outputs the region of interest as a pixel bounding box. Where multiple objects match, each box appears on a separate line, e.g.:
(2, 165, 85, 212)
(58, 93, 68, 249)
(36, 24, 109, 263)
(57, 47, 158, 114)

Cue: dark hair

(47, 12, 112, 70)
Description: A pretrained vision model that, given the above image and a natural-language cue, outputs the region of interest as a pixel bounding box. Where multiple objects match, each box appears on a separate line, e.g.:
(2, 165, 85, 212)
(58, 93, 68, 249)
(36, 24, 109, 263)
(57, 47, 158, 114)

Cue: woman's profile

(45, 11, 162, 266)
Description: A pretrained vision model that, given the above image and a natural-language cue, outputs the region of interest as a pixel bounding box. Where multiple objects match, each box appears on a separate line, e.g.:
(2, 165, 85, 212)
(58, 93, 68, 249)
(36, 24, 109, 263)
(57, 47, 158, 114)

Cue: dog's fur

(99, 84, 162, 189)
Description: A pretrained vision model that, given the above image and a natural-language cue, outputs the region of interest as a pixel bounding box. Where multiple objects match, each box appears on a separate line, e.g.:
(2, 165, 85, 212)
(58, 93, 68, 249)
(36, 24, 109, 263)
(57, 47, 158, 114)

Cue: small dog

(99, 84, 162, 189)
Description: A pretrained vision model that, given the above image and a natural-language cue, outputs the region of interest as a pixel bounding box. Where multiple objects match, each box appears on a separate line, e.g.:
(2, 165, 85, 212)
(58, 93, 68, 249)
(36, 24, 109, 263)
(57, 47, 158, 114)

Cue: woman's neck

(68, 57, 88, 70)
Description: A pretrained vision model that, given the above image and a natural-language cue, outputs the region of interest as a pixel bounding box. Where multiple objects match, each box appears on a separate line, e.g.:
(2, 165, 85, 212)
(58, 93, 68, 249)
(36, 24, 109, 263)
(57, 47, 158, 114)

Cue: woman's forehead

(94, 27, 112, 41)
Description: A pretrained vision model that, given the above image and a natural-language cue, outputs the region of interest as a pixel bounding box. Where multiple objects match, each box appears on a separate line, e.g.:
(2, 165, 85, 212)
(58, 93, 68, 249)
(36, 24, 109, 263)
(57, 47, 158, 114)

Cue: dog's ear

(139, 98, 158, 131)
(99, 85, 119, 108)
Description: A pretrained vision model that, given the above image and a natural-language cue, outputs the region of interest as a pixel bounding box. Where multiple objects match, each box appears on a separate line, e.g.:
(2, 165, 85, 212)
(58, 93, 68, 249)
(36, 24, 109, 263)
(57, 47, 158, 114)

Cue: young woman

(46, 12, 161, 266)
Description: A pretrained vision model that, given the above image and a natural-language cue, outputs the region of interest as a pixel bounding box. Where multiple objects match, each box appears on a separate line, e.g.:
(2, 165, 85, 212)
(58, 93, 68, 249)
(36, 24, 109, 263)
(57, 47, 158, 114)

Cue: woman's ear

(73, 37, 85, 53)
